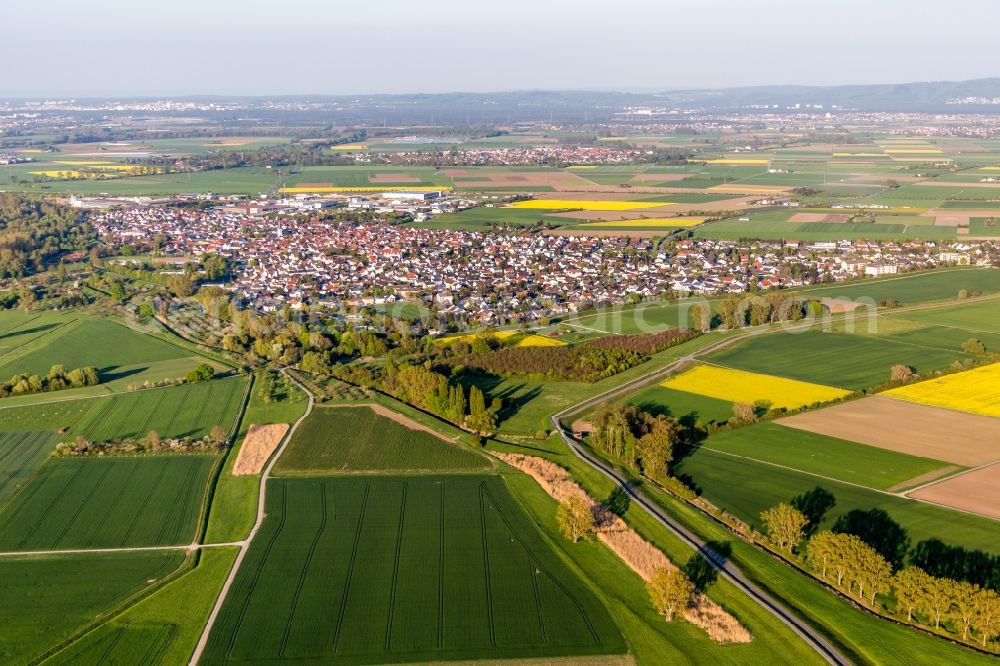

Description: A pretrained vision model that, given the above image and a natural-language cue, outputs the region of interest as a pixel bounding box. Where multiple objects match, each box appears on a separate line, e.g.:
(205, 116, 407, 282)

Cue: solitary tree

(963, 338, 987, 355)
(760, 503, 809, 553)
(732, 402, 757, 424)
(647, 568, 694, 622)
(890, 364, 914, 383)
(556, 496, 594, 543)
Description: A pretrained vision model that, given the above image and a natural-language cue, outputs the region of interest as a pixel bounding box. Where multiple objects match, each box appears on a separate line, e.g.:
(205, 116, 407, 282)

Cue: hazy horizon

(3, 0, 999, 97)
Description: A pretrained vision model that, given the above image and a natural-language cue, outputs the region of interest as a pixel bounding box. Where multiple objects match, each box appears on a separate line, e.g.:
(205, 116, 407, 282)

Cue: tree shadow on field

(0, 322, 61, 340)
(602, 486, 631, 518)
(832, 508, 910, 570)
(684, 540, 732, 591)
(99, 365, 149, 382)
(790, 486, 837, 537)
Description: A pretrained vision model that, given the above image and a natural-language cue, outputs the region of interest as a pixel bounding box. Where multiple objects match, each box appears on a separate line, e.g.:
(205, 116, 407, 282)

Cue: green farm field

(203, 475, 626, 664)
(0, 430, 59, 506)
(698, 423, 953, 490)
(47, 548, 239, 666)
(0, 167, 281, 196)
(892, 298, 1000, 335)
(0, 455, 216, 550)
(274, 405, 489, 475)
(69, 375, 248, 442)
(0, 317, 194, 380)
(0, 399, 98, 431)
(795, 268, 1000, 304)
(0, 550, 184, 664)
(626, 384, 734, 426)
(284, 165, 451, 188)
(706, 329, 973, 390)
(674, 448, 1000, 555)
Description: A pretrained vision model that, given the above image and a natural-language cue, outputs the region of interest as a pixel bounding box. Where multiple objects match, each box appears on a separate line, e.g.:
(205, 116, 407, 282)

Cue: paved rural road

(189, 368, 315, 665)
(551, 412, 851, 666)
(547, 324, 861, 664)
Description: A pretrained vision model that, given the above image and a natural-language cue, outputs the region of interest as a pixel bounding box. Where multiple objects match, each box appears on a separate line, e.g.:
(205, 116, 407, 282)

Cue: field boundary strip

(190, 368, 316, 665)
(224, 483, 289, 661)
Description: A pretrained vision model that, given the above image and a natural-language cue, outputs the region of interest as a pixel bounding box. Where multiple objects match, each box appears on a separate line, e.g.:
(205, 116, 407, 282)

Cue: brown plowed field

(778, 396, 1000, 466)
(910, 464, 1000, 519)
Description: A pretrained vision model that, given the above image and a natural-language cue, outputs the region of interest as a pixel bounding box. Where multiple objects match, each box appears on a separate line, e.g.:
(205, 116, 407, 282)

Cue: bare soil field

(910, 464, 1000, 519)
(820, 297, 870, 313)
(451, 171, 606, 191)
(779, 396, 1000, 466)
(232, 423, 290, 475)
(933, 214, 970, 227)
(789, 213, 852, 223)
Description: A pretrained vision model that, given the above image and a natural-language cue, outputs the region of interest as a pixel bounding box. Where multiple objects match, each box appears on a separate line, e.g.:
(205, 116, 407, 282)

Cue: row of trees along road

(761, 502, 1000, 649)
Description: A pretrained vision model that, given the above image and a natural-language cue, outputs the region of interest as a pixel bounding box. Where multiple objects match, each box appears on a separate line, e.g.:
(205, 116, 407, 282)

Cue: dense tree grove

(716, 293, 809, 329)
(585, 329, 700, 355)
(378, 362, 500, 432)
(452, 330, 699, 382)
(0, 194, 92, 277)
(590, 404, 682, 478)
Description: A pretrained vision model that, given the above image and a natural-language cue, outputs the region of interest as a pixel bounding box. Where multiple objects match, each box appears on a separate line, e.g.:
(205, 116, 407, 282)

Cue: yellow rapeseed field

(279, 186, 450, 193)
(566, 165, 597, 169)
(884, 363, 1000, 417)
(510, 200, 671, 211)
(832, 152, 886, 157)
(435, 331, 519, 345)
(330, 143, 368, 150)
(661, 365, 852, 411)
(512, 334, 566, 347)
(434, 331, 566, 347)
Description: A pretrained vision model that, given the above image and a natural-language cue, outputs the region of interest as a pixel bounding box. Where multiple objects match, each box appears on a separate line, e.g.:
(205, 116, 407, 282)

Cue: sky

(3, 0, 999, 97)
